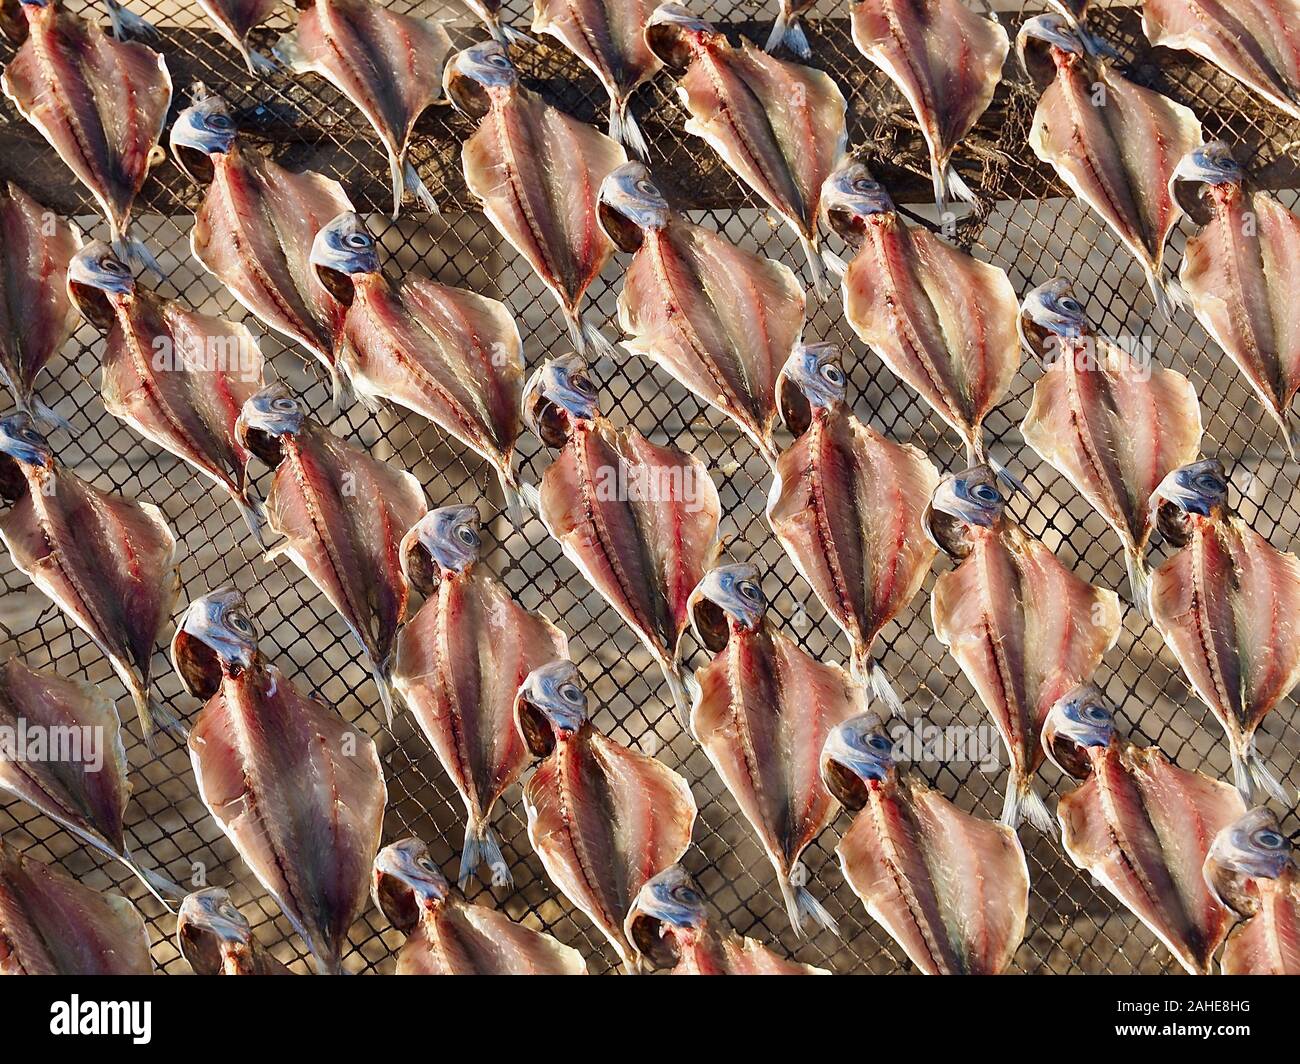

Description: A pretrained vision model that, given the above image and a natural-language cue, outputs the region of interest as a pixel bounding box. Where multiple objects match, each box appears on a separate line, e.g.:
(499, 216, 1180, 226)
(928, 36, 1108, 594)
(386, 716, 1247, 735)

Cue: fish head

(777, 342, 847, 434)
(1016, 14, 1087, 89)
(1204, 808, 1293, 918)
(0, 412, 54, 494)
(67, 241, 135, 331)
(400, 505, 482, 593)
(688, 562, 767, 652)
(820, 713, 896, 811)
(170, 87, 237, 185)
(1149, 458, 1229, 548)
(923, 465, 1008, 558)
(645, 4, 718, 71)
(1171, 143, 1246, 227)
(310, 211, 380, 308)
(1018, 279, 1089, 363)
(444, 41, 518, 120)
(625, 865, 708, 970)
(236, 383, 306, 467)
(598, 162, 671, 252)
(176, 888, 258, 975)
(821, 160, 895, 243)
(171, 587, 261, 699)
(1042, 683, 1117, 779)
(372, 838, 451, 931)
(514, 659, 589, 758)
(522, 354, 601, 448)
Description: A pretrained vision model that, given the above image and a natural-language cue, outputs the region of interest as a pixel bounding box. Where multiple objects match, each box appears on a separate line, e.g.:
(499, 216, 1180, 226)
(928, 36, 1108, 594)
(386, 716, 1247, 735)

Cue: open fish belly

(619, 220, 803, 460)
(399, 904, 587, 975)
(1058, 743, 1240, 974)
(1221, 874, 1300, 975)
(532, 0, 661, 106)
(676, 933, 828, 974)
(838, 777, 1028, 974)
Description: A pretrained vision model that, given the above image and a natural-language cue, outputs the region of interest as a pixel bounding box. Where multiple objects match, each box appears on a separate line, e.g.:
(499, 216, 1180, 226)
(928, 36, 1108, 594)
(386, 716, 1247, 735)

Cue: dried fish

(101, 0, 154, 40)
(1148, 459, 1300, 804)
(764, 0, 816, 59)
(768, 342, 939, 707)
(688, 562, 864, 935)
(0, 413, 181, 746)
(199, 0, 279, 75)
(1044, 684, 1242, 975)
(177, 887, 292, 975)
(373, 837, 588, 974)
(172, 587, 387, 975)
(928, 464, 1122, 831)
(446, 41, 626, 357)
(67, 240, 267, 544)
(646, 4, 847, 296)
(393, 506, 568, 888)
(822, 712, 1030, 974)
(598, 161, 805, 465)
(524, 354, 720, 723)
(464, 0, 534, 50)
(515, 659, 697, 973)
(626, 865, 830, 973)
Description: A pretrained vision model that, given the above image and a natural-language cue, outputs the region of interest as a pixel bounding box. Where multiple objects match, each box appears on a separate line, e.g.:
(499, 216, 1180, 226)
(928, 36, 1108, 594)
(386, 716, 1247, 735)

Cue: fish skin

(0, 184, 79, 418)
(176, 887, 292, 975)
(850, 0, 1009, 209)
(1, 2, 170, 252)
(1143, 0, 1300, 120)
(277, 0, 451, 218)
(198, 0, 279, 74)
(1058, 741, 1241, 975)
(0, 840, 151, 975)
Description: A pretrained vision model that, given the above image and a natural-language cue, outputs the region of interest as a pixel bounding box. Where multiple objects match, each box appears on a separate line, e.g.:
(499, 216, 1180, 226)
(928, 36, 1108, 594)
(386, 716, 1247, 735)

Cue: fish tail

(272, 30, 308, 71)
(571, 312, 616, 366)
(497, 22, 539, 48)
(114, 236, 163, 279)
(104, 1, 157, 39)
(460, 821, 512, 889)
(235, 490, 268, 549)
(799, 234, 830, 301)
(1001, 773, 1056, 835)
(765, 11, 811, 60)
(987, 452, 1026, 495)
(1145, 267, 1185, 323)
(609, 99, 650, 161)
(121, 846, 186, 912)
(941, 164, 979, 208)
(1233, 737, 1292, 805)
(660, 661, 692, 728)
(30, 396, 72, 434)
(403, 159, 441, 216)
(131, 682, 189, 752)
(780, 873, 839, 937)
(372, 661, 396, 726)
(862, 657, 908, 718)
(821, 245, 849, 279)
(246, 48, 279, 76)
(1124, 547, 1152, 620)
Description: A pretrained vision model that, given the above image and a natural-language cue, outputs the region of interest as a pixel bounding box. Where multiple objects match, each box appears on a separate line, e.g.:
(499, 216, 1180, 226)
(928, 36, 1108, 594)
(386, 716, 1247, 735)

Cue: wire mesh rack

(0, 0, 1297, 975)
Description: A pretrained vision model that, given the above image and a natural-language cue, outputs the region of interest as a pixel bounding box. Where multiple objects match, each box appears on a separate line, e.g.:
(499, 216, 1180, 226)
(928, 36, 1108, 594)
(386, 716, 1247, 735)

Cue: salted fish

(1044, 684, 1242, 975)
(1, 0, 170, 271)
(1148, 459, 1300, 804)
(199, 0, 280, 75)
(928, 464, 1122, 831)
(822, 713, 1030, 973)
(1204, 807, 1300, 975)
(0, 183, 79, 424)
(645, 4, 847, 297)
(532, 0, 662, 157)
(171, 88, 354, 403)
(310, 211, 530, 521)
(392, 506, 568, 888)
(626, 864, 830, 974)
(446, 41, 626, 357)
(0, 839, 151, 974)
(275, 0, 451, 218)
(525, 354, 720, 723)
(172, 587, 387, 974)
(1017, 15, 1203, 317)
(177, 887, 291, 975)
(373, 837, 588, 975)
(823, 160, 1021, 467)
(598, 161, 805, 465)
(237, 383, 427, 721)
(1172, 143, 1300, 459)
(0, 413, 181, 745)
(768, 343, 939, 708)
(67, 240, 267, 544)
(1020, 278, 1203, 614)
(688, 562, 864, 935)
(1144, 0, 1300, 121)
(850, 0, 1009, 210)
(514, 659, 697, 973)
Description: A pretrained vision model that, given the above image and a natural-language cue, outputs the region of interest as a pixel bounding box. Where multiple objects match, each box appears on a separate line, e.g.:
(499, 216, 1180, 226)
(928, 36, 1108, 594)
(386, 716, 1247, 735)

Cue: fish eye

(737, 579, 763, 602)
(99, 256, 126, 273)
(559, 682, 583, 705)
(487, 52, 511, 68)
(1252, 829, 1286, 850)
(820, 362, 844, 386)
(207, 113, 232, 131)
(674, 884, 701, 905)
(218, 902, 241, 921)
(416, 855, 438, 873)
(1082, 702, 1111, 723)
(1058, 297, 1083, 315)
(867, 734, 892, 753)
(455, 524, 479, 547)
(271, 396, 298, 414)
(635, 178, 657, 197)
(569, 372, 596, 398)
(226, 610, 254, 635)
(344, 232, 371, 250)
(1195, 473, 1225, 494)
(971, 483, 1002, 505)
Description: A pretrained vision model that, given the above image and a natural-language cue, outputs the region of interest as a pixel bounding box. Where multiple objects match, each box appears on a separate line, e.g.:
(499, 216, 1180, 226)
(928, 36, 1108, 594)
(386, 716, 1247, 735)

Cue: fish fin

(570, 313, 616, 366)
(942, 164, 979, 207)
(113, 237, 162, 279)
(821, 246, 848, 279)
(800, 235, 829, 301)
(498, 22, 538, 48)
(235, 492, 268, 550)
(660, 662, 691, 728)
(1001, 775, 1056, 835)
(765, 12, 811, 60)
(133, 684, 188, 752)
(104, 1, 157, 39)
(1124, 548, 1151, 620)
(30, 396, 72, 434)
(864, 659, 908, 718)
(459, 822, 511, 890)
(121, 847, 185, 911)
(1145, 268, 1187, 323)
(1233, 738, 1292, 806)
(327, 363, 355, 414)
(781, 874, 838, 937)
(246, 48, 279, 76)
(273, 31, 309, 72)
(609, 101, 650, 162)
(372, 661, 395, 727)
(514, 480, 542, 518)
(987, 453, 1026, 496)
(404, 161, 441, 216)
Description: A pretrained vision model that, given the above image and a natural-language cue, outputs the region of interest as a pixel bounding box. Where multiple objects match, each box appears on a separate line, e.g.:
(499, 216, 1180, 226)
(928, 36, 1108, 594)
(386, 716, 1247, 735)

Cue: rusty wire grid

(0, 0, 1298, 975)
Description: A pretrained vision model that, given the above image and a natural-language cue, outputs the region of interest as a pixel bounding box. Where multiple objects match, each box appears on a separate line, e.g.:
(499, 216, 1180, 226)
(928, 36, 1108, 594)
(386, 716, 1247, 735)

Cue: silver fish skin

(172, 587, 387, 975)
(177, 887, 292, 975)
(198, 0, 279, 74)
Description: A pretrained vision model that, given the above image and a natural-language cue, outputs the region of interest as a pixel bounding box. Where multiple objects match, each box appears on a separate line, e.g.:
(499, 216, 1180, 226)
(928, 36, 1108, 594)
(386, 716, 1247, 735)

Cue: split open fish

(445, 40, 626, 357)
(598, 161, 805, 466)
(821, 712, 1030, 974)
(525, 354, 720, 723)
(1044, 684, 1243, 975)
(0, 413, 181, 746)
(172, 587, 387, 975)
(515, 659, 697, 973)
(688, 562, 866, 935)
(200, 0, 280, 74)
(768, 342, 940, 709)
(1148, 459, 1300, 804)
(177, 887, 292, 975)
(928, 464, 1122, 831)
(373, 837, 588, 975)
